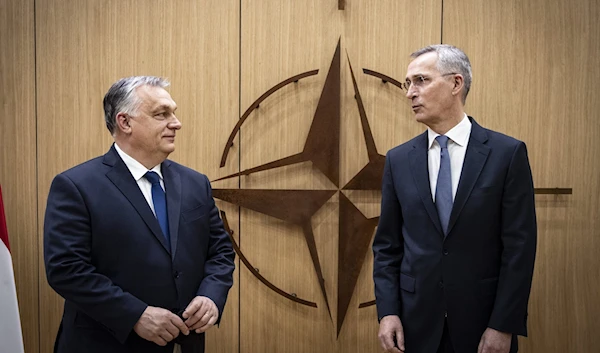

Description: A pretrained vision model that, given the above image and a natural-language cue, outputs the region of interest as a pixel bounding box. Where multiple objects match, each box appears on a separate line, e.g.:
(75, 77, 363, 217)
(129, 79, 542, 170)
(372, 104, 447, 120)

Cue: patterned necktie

(144, 171, 170, 248)
(435, 135, 453, 235)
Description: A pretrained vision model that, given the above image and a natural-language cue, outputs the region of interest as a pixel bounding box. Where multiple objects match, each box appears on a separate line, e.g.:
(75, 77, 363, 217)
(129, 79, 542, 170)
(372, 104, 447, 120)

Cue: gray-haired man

(373, 45, 537, 353)
(45, 76, 235, 353)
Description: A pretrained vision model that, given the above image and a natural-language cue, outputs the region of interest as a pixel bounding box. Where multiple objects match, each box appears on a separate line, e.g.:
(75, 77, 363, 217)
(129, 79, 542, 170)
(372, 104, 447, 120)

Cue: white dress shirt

(427, 114, 472, 202)
(114, 143, 164, 216)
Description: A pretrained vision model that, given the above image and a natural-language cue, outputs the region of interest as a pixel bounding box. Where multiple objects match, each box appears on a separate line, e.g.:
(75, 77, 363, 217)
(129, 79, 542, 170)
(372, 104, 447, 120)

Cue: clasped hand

(133, 296, 219, 346)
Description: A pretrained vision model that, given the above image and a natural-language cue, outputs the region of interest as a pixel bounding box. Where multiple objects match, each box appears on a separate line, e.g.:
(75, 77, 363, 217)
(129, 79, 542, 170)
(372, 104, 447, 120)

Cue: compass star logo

(213, 39, 405, 336)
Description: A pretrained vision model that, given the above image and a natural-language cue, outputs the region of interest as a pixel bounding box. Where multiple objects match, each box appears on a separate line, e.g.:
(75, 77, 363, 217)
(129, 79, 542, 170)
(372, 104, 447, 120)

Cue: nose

(406, 85, 417, 99)
(169, 115, 182, 130)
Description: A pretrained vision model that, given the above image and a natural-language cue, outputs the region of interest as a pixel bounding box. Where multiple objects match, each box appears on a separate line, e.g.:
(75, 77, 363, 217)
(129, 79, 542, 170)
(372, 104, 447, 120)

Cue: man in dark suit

(44, 76, 236, 353)
(373, 45, 537, 353)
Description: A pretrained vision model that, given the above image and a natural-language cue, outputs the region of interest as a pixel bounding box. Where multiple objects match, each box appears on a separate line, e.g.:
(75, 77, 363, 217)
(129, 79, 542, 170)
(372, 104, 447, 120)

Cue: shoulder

(470, 117, 524, 148)
(46, 156, 108, 199)
(484, 128, 524, 148)
(478, 127, 528, 164)
(58, 156, 105, 182)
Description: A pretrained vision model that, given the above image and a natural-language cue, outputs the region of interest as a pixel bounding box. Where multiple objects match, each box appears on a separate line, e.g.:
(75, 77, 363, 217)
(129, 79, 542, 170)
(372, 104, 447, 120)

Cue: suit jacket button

(174, 271, 180, 279)
(439, 281, 444, 288)
(443, 249, 449, 255)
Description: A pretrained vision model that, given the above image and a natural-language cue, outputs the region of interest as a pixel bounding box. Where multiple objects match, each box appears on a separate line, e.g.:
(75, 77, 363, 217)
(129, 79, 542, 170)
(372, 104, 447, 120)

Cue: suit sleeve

(44, 174, 147, 344)
(488, 141, 537, 336)
(372, 153, 404, 321)
(196, 175, 236, 321)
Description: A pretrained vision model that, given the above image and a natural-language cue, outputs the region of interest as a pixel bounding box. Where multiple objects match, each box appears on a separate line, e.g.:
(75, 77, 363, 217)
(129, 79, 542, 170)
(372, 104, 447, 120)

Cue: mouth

(412, 104, 422, 111)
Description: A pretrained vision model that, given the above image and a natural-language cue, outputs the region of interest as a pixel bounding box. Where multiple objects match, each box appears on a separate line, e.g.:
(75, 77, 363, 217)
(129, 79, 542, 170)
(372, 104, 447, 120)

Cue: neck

(428, 109, 465, 135)
(114, 140, 167, 170)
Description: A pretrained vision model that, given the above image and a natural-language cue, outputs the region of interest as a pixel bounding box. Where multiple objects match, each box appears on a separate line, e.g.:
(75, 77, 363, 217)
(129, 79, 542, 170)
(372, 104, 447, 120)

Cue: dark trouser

(437, 319, 455, 353)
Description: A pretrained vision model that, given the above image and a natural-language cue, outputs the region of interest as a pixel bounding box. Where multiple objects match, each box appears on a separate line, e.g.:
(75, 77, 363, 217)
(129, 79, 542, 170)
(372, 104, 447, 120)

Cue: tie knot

(436, 135, 449, 149)
(145, 171, 161, 185)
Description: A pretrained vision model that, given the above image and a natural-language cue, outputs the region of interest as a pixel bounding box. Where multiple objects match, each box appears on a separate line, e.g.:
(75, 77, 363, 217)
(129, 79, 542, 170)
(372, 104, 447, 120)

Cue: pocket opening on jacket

(399, 272, 416, 293)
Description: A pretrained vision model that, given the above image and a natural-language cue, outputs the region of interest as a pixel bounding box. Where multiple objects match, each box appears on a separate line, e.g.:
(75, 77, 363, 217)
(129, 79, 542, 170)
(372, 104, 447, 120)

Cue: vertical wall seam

(440, 0, 444, 43)
(237, 1, 242, 352)
(33, 0, 40, 351)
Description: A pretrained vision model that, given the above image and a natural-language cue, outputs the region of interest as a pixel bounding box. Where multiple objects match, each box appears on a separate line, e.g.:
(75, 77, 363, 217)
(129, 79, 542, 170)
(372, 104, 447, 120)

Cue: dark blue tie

(435, 135, 453, 235)
(144, 171, 170, 248)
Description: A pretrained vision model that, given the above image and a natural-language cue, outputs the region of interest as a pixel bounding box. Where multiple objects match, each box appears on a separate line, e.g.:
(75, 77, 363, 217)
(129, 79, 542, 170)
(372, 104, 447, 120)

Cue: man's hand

(478, 327, 511, 353)
(182, 296, 219, 333)
(378, 315, 405, 352)
(133, 306, 189, 346)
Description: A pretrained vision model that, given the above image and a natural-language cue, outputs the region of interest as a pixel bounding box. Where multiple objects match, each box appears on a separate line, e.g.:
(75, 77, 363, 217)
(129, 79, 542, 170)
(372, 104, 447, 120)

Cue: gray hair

(103, 76, 170, 134)
(411, 45, 472, 103)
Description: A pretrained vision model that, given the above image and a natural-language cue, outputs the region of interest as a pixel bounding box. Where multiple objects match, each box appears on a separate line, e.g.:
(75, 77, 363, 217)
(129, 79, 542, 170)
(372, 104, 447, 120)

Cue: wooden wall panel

(0, 1, 38, 352)
(236, 2, 342, 352)
(443, 0, 600, 351)
(35, 1, 239, 352)
(340, 1, 441, 352)
(231, 1, 440, 352)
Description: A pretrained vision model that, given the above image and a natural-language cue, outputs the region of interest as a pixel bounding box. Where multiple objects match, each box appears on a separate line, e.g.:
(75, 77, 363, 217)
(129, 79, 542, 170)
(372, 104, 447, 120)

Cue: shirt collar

(113, 143, 163, 181)
(427, 113, 472, 149)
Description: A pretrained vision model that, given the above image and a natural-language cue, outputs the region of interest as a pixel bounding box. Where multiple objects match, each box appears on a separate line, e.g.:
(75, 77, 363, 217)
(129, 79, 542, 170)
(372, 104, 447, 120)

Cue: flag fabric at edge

(0, 185, 25, 353)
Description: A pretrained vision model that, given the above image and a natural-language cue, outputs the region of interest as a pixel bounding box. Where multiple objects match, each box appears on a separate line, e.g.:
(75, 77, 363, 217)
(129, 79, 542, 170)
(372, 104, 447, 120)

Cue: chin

(414, 114, 429, 124)
(161, 145, 176, 154)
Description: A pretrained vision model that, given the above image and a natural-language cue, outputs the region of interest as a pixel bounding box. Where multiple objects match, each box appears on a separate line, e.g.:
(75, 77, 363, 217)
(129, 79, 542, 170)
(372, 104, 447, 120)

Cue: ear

(115, 112, 132, 134)
(451, 74, 465, 98)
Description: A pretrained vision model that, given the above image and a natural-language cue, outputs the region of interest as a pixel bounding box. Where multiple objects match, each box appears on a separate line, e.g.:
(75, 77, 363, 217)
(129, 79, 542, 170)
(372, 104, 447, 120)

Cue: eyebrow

(405, 73, 426, 81)
(153, 104, 177, 112)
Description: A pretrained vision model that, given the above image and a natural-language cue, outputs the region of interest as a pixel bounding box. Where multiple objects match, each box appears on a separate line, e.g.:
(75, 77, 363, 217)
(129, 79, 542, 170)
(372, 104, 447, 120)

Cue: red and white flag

(0, 185, 25, 353)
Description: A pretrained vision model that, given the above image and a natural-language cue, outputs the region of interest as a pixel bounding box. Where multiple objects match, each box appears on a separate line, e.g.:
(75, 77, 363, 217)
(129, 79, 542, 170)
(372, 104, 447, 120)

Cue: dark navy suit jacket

(373, 118, 536, 353)
(44, 145, 235, 353)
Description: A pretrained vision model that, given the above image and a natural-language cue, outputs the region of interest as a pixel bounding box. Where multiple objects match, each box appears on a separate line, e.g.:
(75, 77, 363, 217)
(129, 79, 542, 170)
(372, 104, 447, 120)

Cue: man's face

(128, 85, 181, 159)
(405, 52, 457, 126)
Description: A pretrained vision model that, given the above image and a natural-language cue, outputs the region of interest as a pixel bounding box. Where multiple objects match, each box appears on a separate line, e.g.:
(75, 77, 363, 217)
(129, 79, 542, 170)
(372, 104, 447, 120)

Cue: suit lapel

(103, 146, 171, 253)
(409, 132, 444, 235)
(446, 118, 490, 235)
(162, 160, 181, 259)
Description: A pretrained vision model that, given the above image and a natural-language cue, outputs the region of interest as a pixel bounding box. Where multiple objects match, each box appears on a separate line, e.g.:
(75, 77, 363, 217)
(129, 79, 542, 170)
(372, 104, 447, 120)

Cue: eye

(404, 75, 430, 90)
